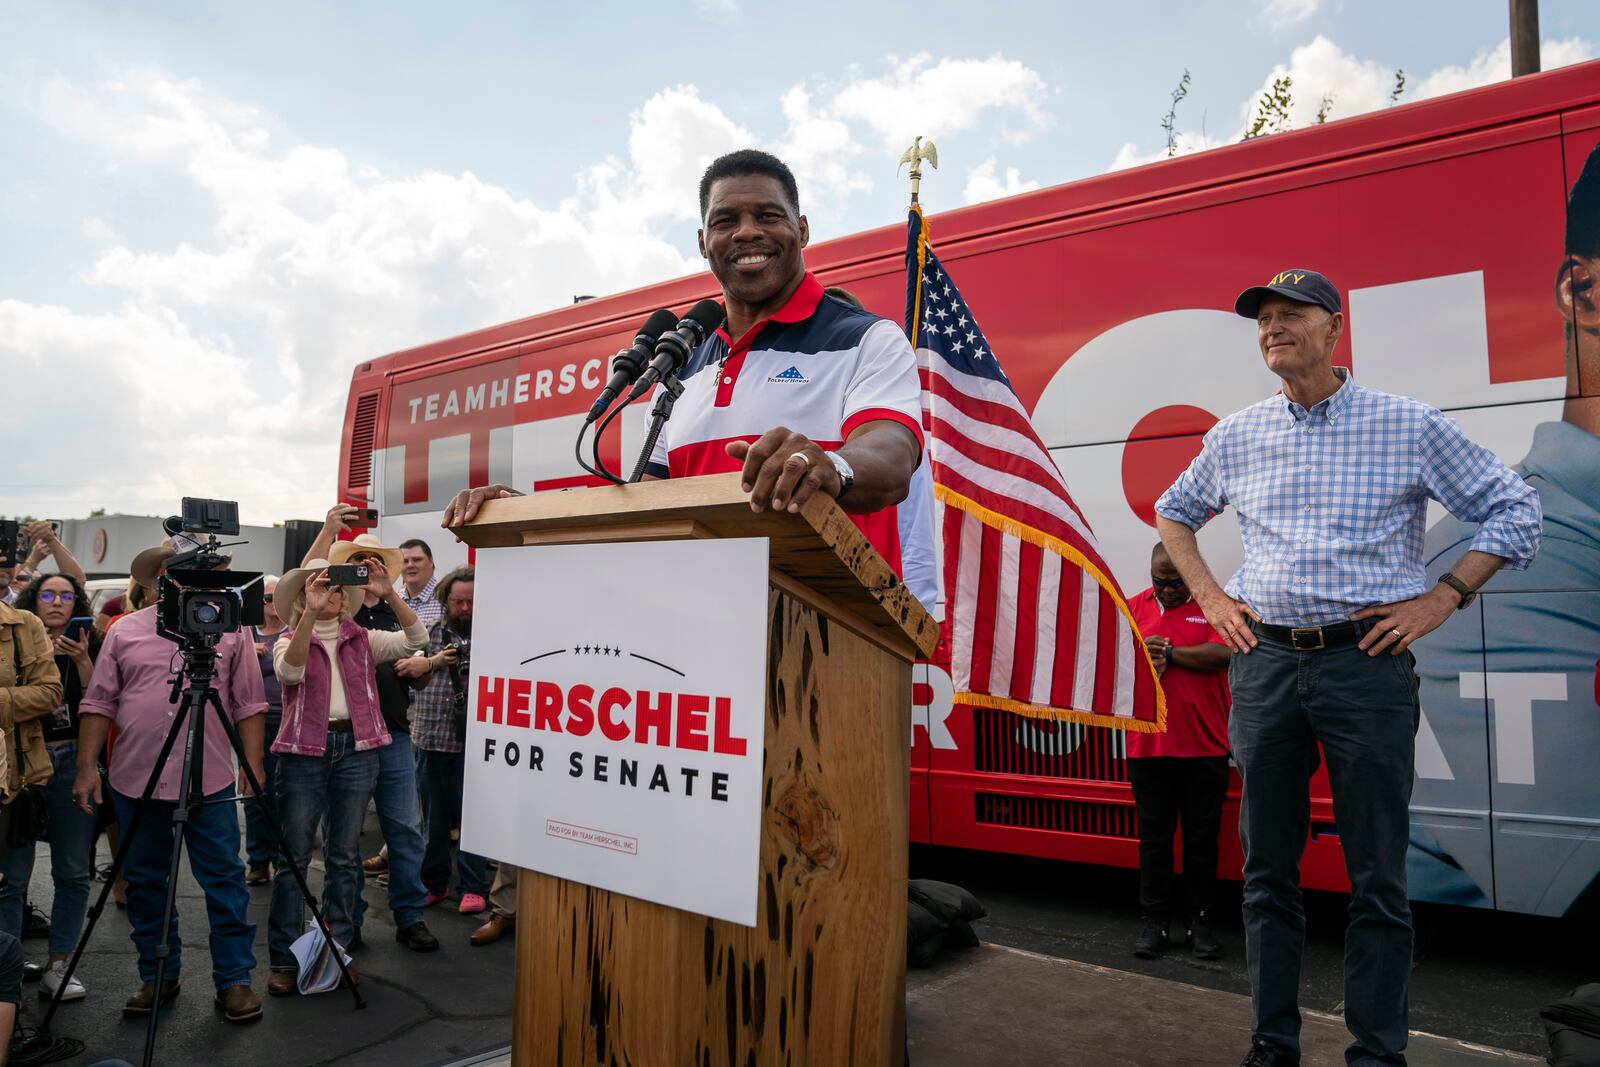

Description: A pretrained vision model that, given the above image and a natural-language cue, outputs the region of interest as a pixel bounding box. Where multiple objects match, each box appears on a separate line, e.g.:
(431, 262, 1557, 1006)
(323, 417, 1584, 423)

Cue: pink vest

(272, 618, 392, 756)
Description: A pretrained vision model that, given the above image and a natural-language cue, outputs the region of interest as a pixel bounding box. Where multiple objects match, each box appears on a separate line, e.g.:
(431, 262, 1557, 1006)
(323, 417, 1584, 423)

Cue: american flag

(904, 206, 1164, 732)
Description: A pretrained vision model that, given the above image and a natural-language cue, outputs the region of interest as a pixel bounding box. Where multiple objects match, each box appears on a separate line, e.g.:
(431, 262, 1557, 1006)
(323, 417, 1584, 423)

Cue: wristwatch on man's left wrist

(1437, 572, 1476, 611)
(823, 450, 854, 500)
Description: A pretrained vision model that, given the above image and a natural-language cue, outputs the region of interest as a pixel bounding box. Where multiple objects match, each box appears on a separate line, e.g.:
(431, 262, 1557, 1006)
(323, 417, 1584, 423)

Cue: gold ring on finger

(1390, 628, 1403, 638)
(789, 451, 811, 467)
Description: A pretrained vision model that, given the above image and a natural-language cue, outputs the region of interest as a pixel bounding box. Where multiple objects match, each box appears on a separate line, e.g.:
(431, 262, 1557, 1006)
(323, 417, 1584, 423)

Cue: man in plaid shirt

(1156, 269, 1540, 1067)
(404, 566, 490, 916)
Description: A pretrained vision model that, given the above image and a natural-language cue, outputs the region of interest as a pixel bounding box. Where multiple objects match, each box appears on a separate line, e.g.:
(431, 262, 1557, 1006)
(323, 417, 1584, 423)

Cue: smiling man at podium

(442, 149, 924, 566)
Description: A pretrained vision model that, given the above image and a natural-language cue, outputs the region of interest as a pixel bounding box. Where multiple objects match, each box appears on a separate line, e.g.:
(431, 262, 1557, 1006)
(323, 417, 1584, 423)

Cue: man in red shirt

(1128, 542, 1232, 961)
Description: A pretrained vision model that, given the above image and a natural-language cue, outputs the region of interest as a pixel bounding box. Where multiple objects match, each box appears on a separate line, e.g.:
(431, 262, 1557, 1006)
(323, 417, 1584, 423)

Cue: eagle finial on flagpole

(898, 136, 939, 206)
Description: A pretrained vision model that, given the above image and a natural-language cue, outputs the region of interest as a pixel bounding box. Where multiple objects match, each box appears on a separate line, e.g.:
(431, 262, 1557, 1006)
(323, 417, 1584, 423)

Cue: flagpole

(901, 137, 938, 350)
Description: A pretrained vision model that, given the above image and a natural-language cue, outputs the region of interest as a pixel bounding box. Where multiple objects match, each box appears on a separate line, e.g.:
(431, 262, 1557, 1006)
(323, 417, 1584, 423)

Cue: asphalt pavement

(12, 825, 1592, 1065)
(909, 844, 1598, 1058)
(10, 811, 515, 1067)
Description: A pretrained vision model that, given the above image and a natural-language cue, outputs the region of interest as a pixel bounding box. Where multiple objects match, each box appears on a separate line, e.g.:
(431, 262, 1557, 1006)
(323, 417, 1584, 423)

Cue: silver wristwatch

(823, 450, 855, 499)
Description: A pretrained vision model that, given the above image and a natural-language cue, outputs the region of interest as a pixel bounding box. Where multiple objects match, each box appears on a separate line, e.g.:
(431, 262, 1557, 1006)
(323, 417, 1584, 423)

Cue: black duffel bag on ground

(1543, 983, 1600, 1066)
(906, 879, 986, 968)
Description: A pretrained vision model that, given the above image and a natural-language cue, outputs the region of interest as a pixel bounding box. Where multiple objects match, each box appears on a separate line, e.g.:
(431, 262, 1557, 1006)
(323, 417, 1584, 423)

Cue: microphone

(626, 299, 726, 401)
(586, 308, 681, 422)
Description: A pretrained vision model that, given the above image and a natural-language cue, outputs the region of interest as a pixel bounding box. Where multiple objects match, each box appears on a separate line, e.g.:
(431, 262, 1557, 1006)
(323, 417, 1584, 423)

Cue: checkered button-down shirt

(1155, 369, 1541, 627)
(411, 618, 463, 753)
(398, 575, 442, 628)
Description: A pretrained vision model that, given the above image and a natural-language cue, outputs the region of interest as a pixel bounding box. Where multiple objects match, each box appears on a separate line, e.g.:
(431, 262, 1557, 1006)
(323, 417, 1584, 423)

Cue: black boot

(1187, 913, 1220, 960)
(1239, 1036, 1299, 1066)
(1132, 917, 1168, 959)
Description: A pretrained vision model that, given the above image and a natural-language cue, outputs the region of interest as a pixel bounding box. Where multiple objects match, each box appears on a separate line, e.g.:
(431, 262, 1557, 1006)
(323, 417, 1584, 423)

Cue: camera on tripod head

(154, 498, 265, 643)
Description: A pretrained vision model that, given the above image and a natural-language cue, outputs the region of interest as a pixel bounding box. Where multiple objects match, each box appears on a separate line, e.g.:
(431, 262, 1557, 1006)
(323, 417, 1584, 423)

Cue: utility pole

(1510, 0, 1540, 77)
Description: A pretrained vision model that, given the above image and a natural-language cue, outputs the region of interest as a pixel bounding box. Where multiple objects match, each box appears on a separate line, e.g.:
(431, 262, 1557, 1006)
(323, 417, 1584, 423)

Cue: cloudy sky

(2, 0, 1593, 524)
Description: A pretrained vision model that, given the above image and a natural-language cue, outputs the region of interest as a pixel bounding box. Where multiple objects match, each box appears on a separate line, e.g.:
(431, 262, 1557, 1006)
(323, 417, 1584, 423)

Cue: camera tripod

(41, 635, 363, 1067)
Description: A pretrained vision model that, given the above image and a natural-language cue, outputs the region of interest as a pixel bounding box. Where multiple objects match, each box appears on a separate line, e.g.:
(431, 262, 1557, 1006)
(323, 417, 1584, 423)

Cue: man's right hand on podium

(442, 484, 523, 532)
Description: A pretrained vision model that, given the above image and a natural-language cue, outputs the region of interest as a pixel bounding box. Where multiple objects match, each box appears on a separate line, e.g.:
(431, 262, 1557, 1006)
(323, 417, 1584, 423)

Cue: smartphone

(47, 520, 63, 539)
(345, 507, 379, 530)
(65, 617, 94, 642)
(0, 520, 18, 568)
(326, 564, 370, 586)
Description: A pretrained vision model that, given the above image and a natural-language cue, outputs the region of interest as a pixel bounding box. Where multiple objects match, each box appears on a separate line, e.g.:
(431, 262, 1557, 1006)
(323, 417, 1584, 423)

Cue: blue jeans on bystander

(354, 730, 429, 930)
(111, 787, 256, 992)
(417, 748, 488, 898)
(242, 713, 282, 866)
(268, 733, 380, 971)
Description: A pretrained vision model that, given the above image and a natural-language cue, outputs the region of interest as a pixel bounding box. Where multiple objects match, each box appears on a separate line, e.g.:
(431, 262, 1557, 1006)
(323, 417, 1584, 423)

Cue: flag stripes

(907, 206, 1163, 732)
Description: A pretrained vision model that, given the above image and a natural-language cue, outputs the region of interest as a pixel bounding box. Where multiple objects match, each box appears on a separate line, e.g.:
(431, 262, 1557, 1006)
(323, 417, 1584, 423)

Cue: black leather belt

(327, 719, 353, 734)
(1250, 618, 1376, 652)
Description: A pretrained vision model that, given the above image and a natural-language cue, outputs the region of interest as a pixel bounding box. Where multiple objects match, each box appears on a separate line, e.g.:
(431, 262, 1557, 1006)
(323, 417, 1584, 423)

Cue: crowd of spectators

(0, 504, 519, 1050)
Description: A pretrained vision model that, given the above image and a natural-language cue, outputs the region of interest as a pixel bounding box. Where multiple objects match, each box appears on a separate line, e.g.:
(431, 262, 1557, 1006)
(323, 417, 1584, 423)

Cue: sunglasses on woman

(36, 591, 77, 604)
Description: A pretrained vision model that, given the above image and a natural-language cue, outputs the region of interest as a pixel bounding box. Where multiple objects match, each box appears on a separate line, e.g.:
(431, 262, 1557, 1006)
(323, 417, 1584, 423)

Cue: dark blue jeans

(268, 733, 380, 971)
(112, 787, 256, 991)
(1229, 631, 1419, 1067)
(354, 730, 429, 929)
(418, 748, 488, 897)
(243, 713, 282, 865)
(0, 742, 99, 954)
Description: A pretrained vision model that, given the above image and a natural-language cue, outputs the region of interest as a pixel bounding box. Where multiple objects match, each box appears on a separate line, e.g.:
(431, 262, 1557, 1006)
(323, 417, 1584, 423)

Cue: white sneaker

(40, 960, 86, 1001)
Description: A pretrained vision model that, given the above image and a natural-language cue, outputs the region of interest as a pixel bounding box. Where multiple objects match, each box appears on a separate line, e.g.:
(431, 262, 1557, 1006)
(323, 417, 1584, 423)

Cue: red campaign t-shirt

(1126, 589, 1232, 760)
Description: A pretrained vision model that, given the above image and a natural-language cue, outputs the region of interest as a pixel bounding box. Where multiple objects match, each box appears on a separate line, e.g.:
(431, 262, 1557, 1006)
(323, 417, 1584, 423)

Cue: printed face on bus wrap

(698, 174, 809, 318)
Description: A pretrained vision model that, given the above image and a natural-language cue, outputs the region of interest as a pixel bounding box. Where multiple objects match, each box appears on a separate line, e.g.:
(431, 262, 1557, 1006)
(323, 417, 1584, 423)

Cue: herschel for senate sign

(460, 537, 769, 926)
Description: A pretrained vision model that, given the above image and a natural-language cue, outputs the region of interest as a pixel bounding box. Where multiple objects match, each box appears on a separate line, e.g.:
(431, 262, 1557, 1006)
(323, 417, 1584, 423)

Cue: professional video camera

(154, 497, 265, 643)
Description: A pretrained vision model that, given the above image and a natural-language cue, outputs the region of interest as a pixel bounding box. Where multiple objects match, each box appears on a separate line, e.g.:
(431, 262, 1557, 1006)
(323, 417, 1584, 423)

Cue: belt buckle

(1289, 626, 1325, 651)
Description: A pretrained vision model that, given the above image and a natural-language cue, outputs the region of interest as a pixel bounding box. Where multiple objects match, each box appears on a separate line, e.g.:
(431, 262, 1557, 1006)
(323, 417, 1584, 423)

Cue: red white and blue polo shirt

(644, 272, 925, 573)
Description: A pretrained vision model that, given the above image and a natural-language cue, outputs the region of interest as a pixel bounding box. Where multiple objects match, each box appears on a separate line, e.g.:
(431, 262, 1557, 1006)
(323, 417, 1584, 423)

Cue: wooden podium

(458, 472, 937, 1067)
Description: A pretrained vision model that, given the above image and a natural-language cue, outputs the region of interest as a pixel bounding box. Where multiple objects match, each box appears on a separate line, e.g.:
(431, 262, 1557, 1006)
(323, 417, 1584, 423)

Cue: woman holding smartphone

(266, 557, 425, 996)
(6, 573, 98, 1001)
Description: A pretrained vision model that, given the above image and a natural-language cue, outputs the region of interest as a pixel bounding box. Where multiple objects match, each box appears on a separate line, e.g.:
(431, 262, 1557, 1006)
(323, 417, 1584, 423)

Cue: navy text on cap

(1235, 269, 1342, 318)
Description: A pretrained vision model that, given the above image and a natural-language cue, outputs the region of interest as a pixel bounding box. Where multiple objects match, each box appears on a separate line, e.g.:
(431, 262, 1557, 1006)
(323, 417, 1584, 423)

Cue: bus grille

(346, 393, 379, 495)
(971, 708, 1129, 782)
(975, 793, 1138, 838)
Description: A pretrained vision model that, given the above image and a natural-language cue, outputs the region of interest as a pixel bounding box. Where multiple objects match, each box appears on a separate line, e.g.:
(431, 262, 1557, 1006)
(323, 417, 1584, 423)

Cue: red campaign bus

(340, 61, 1600, 917)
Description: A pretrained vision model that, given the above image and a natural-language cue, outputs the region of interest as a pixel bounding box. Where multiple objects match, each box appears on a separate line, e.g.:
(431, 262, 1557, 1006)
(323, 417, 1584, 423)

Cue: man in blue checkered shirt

(1155, 269, 1540, 1067)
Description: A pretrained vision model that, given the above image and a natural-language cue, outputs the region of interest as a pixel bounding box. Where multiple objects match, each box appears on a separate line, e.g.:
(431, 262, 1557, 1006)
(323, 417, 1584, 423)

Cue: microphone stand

(628, 369, 684, 483)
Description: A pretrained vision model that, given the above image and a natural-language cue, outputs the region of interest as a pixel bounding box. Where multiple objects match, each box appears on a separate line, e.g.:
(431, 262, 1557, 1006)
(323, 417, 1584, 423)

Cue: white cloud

(1108, 130, 1221, 172)
(1236, 34, 1396, 131)
(1, 53, 1051, 524)
(1107, 33, 1594, 171)
(0, 70, 738, 522)
(1259, 0, 1318, 32)
(1414, 36, 1595, 99)
(829, 53, 1048, 153)
(963, 158, 1039, 204)
(770, 86, 873, 210)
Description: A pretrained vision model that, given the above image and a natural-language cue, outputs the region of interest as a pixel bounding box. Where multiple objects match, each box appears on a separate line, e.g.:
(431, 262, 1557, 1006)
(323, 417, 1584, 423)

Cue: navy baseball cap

(1234, 269, 1342, 318)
